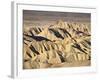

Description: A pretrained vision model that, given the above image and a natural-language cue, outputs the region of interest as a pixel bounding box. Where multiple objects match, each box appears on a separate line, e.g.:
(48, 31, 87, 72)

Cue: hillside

(23, 20, 91, 69)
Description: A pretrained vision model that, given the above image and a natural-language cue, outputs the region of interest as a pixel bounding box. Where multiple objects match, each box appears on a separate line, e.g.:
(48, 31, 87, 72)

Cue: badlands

(23, 20, 91, 69)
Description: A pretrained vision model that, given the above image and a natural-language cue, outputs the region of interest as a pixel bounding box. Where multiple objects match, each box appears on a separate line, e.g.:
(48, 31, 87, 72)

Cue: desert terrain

(23, 10, 91, 69)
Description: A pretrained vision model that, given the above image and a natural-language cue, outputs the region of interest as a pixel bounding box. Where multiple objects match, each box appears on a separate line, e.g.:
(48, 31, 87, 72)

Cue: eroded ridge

(23, 20, 91, 69)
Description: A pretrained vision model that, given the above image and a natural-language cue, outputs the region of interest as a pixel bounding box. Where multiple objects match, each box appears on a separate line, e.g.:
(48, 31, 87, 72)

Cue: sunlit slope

(23, 20, 91, 69)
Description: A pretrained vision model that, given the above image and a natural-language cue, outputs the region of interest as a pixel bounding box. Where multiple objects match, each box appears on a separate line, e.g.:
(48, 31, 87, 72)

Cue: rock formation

(23, 20, 91, 69)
